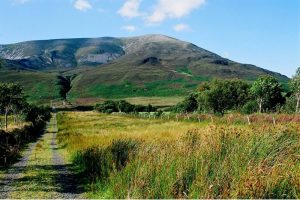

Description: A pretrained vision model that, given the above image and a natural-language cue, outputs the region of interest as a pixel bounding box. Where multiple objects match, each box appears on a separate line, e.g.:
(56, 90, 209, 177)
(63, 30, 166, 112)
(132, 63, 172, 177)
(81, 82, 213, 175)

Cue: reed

(57, 111, 300, 199)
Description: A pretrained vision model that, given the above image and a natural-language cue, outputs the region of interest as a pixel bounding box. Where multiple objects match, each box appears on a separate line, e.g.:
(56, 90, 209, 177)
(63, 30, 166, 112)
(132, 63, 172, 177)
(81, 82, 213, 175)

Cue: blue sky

(0, 0, 299, 77)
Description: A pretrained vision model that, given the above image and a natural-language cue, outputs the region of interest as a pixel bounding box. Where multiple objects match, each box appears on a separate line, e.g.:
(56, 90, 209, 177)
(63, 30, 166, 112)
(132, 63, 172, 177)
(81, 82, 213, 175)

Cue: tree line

(0, 83, 51, 130)
(172, 68, 300, 115)
(0, 82, 51, 166)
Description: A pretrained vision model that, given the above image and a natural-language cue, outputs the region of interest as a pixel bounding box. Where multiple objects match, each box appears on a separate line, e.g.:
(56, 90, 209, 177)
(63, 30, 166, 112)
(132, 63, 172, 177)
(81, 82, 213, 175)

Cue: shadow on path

(0, 113, 85, 199)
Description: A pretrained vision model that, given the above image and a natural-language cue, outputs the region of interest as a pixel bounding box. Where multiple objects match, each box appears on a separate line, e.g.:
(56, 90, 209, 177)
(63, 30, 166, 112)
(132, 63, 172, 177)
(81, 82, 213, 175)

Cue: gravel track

(0, 113, 83, 199)
(50, 113, 83, 199)
(0, 139, 39, 199)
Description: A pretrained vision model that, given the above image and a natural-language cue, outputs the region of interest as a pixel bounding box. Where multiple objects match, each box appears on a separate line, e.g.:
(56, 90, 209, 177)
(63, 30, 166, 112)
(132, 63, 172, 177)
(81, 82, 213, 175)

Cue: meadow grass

(0, 115, 28, 131)
(57, 111, 300, 199)
(123, 97, 184, 107)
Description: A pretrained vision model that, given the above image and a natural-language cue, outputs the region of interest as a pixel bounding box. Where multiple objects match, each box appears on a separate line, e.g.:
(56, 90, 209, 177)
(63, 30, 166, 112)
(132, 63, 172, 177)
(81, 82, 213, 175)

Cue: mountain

(0, 37, 124, 70)
(0, 34, 289, 103)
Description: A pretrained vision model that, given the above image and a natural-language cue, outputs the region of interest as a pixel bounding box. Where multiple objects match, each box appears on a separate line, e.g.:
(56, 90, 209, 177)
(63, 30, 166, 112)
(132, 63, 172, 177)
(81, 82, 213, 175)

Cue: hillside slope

(0, 59, 59, 102)
(0, 34, 289, 102)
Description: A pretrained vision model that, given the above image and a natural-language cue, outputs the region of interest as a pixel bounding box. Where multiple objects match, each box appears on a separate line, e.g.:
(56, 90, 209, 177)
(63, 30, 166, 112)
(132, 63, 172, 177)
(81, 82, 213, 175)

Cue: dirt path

(0, 139, 38, 199)
(0, 113, 83, 199)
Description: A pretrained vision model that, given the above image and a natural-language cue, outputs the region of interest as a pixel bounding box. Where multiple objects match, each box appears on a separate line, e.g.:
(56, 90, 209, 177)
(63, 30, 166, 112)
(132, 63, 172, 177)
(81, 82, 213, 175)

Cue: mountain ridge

(0, 34, 289, 102)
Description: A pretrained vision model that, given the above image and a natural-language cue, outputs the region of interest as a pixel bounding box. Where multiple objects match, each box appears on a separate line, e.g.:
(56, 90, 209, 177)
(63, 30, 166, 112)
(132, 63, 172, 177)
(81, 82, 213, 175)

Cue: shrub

(144, 104, 156, 112)
(117, 100, 134, 113)
(94, 101, 118, 114)
(283, 96, 297, 114)
(25, 105, 51, 125)
(173, 93, 198, 113)
(197, 92, 210, 113)
(251, 76, 285, 113)
(241, 100, 259, 114)
(95, 100, 156, 114)
(0, 104, 51, 167)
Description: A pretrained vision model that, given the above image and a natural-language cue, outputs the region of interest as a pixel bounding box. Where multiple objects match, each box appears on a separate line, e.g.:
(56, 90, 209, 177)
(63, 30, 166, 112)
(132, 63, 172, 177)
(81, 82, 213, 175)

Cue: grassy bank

(57, 111, 300, 199)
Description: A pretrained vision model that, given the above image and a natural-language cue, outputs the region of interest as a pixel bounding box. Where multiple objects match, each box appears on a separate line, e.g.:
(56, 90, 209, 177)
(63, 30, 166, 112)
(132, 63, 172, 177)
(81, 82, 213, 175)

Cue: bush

(94, 101, 118, 114)
(173, 93, 198, 113)
(0, 104, 51, 167)
(283, 96, 297, 114)
(241, 100, 259, 114)
(197, 92, 210, 113)
(25, 105, 51, 125)
(117, 100, 134, 113)
(95, 100, 156, 114)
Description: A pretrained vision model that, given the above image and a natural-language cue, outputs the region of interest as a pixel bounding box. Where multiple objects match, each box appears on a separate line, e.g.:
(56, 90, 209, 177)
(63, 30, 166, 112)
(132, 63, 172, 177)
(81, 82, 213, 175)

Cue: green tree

(117, 100, 134, 113)
(57, 75, 74, 102)
(0, 83, 26, 129)
(206, 79, 250, 115)
(95, 100, 118, 114)
(206, 82, 228, 115)
(174, 93, 198, 113)
(250, 76, 285, 113)
(290, 67, 300, 113)
(25, 105, 51, 126)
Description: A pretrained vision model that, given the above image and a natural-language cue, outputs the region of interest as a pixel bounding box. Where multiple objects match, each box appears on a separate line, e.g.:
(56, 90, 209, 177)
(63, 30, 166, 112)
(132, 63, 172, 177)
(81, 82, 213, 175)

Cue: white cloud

(173, 23, 191, 32)
(121, 25, 137, 32)
(118, 0, 142, 18)
(146, 0, 206, 24)
(74, 0, 92, 11)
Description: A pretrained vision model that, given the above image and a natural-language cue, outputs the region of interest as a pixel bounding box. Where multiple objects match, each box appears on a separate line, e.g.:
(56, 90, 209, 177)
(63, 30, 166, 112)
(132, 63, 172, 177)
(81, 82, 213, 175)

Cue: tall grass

(73, 139, 138, 182)
(57, 112, 300, 198)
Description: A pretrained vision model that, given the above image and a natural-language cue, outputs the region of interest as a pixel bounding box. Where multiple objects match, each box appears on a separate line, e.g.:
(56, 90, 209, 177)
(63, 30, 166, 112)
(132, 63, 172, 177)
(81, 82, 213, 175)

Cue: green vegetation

(57, 111, 300, 198)
(290, 67, 300, 113)
(171, 75, 293, 115)
(123, 97, 184, 107)
(0, 83, 51, 166)
(0, 36, 298, 199)
(57, 75, 73, 100)
(251, 76, 285, 113)
(0, 104, 51, 166)
(0, 35, 289, 103)
(94, 100, 156, 114)
(73, 139, 138, 182)
(76, 79, 193, 99)
(0, 83, 26, 129)
(8, 131, 58, 199)
(0, 69, 59, 103)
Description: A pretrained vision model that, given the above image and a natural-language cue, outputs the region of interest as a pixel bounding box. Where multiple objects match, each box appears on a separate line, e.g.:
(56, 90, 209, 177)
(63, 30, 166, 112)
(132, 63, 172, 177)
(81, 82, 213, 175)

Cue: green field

(57, 111, 300, 199)
(0, 68, 186, 106)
